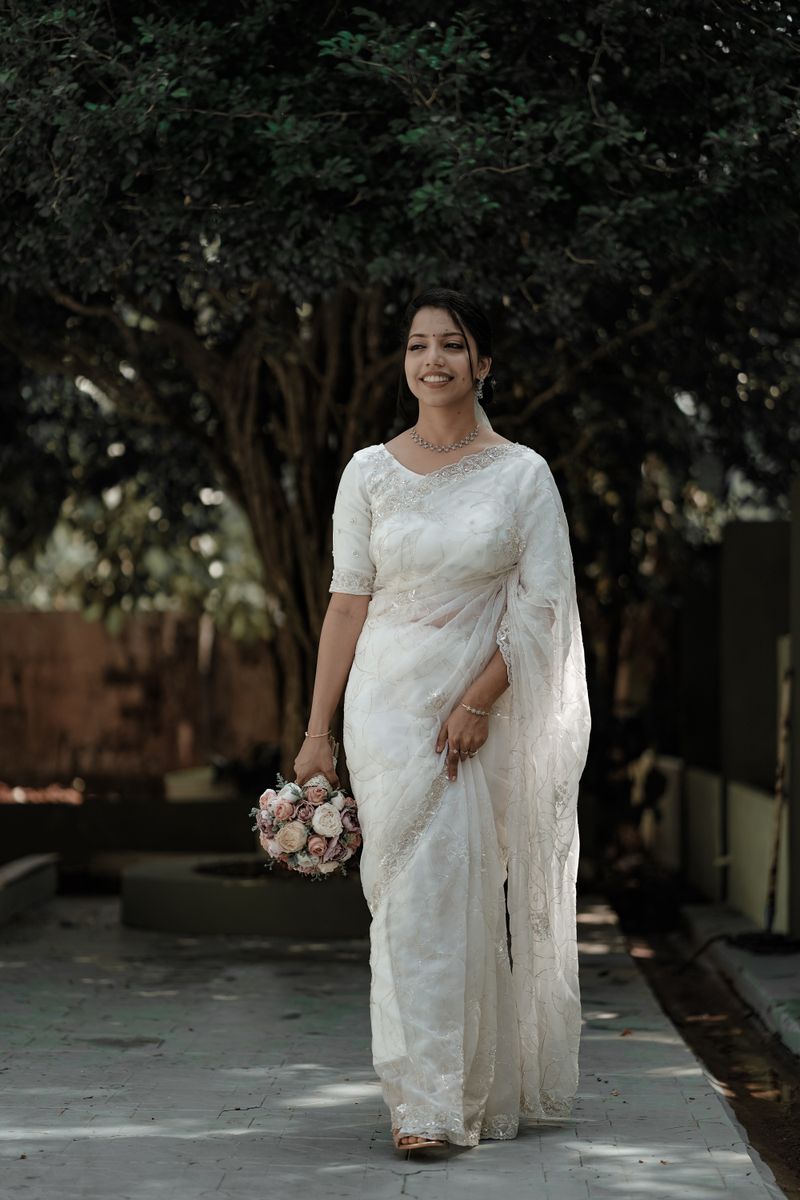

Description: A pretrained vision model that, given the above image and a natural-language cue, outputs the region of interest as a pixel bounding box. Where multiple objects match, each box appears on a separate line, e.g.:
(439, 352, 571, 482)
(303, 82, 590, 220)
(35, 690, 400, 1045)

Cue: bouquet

(249, 744, 362, 878)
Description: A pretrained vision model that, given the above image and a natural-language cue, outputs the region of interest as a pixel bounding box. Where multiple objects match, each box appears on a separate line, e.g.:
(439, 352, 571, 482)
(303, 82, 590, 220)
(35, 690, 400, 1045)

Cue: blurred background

(0, 0, 798, 949)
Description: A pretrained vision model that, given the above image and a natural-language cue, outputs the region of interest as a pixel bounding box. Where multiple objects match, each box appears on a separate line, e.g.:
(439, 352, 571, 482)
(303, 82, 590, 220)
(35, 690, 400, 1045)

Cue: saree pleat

(329, 426, 590, 1146)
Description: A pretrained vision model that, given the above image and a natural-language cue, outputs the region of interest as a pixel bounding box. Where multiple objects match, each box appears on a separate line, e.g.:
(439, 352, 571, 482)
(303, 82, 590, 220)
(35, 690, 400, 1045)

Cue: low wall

(685, 767, 724, 903)
(0, 795, 257, 871)
(649, 764, 789, 933)
(728, 781, 790, 934)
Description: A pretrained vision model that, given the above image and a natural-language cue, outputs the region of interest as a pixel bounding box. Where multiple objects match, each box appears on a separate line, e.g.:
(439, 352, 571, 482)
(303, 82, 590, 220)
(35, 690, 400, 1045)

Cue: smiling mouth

(420, 374, 453, 384)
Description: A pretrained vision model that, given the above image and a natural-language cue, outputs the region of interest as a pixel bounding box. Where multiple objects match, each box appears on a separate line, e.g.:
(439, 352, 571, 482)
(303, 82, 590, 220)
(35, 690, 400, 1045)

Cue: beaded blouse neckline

(378, 441, 521, 480)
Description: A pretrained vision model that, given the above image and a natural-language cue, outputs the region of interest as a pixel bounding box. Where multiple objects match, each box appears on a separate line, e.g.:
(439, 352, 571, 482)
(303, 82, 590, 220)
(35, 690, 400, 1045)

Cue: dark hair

(395, 287, 496, 425)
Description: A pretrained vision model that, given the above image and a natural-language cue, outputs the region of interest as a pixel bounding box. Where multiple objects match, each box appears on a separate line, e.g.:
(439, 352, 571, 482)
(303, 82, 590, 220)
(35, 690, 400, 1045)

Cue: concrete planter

(121, 852, 371, 937)
(0, 854, 59, 925)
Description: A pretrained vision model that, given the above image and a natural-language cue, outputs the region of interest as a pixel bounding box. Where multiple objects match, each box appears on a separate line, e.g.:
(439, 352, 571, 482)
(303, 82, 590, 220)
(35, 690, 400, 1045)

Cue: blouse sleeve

(329, 455, 377, 596)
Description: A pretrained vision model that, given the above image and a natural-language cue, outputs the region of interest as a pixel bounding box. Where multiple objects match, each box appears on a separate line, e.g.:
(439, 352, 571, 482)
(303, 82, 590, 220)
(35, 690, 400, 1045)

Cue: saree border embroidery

(496, 612, 513, 682)
(366, 767, 449, 915)
(480, 1112, 519, 1140)
(329, 566, 374, 594)
(393, 1104, 521, 1145)
(366, 443, 528, 524)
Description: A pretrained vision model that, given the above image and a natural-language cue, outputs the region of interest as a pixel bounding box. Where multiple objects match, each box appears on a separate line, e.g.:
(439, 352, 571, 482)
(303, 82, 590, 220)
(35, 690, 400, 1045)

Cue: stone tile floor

(0, 893, 786, 1199)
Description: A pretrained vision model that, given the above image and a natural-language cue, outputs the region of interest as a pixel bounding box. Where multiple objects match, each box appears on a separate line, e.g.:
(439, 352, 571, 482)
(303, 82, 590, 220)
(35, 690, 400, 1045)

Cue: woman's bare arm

(293, 591, 370, 785)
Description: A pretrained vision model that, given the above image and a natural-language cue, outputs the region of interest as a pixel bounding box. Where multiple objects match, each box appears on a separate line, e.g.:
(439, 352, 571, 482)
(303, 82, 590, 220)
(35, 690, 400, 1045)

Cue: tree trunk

(212, 283, 398, 767)
(2, 282, 399, 771)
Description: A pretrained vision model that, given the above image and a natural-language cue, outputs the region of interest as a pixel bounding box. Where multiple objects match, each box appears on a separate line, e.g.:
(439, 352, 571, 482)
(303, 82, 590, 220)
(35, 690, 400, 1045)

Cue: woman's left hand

(436, 704, 489, 782)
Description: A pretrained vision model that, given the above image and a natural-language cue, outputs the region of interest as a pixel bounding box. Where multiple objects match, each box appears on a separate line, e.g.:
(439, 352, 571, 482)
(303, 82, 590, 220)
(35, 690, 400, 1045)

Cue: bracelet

(304, 728, 331, 739)
(460, 702, 490, 717)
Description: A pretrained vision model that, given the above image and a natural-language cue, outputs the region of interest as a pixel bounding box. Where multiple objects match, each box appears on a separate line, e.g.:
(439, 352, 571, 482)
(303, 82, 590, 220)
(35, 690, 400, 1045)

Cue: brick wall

(0, 609, 279, 781)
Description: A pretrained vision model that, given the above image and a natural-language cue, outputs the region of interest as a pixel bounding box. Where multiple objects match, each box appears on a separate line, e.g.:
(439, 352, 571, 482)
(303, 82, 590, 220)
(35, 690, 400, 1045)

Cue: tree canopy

(1, 0, 798, 749)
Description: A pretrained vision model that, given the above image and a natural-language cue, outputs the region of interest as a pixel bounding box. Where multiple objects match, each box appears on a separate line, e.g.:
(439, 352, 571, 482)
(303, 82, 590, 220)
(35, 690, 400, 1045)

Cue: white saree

(328, 404, 591, 1147)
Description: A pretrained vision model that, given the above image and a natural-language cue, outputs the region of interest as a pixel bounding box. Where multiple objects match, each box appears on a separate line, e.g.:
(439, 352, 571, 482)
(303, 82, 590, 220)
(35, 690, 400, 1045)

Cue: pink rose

(273, 797, 295, 822)
(307, 835, 328, 858)
(341, 810, 359, 832)
(259, 788, 277, 809)
(322, 836, 341, 862)
(305, 784, 329, 806)
(296, 801, 314, 823)
(344, 831, 362, 849)
(275, 821, 308, 854)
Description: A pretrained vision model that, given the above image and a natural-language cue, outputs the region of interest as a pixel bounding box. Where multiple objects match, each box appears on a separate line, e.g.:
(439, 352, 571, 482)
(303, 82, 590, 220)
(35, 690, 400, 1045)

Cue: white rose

(317, 861, 339, 874)
(311, 802, 343, 838)
(277, 782, 303, 801)
(330, 791, 346, 811)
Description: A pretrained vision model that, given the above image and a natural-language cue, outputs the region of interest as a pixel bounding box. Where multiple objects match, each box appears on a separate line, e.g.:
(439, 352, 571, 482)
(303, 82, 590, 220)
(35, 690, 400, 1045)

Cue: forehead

(408, 306, 469, 338)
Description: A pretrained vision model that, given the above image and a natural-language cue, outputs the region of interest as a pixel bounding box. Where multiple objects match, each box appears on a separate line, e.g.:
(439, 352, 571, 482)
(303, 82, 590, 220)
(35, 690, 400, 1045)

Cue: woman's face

(403, 306, 490, 413)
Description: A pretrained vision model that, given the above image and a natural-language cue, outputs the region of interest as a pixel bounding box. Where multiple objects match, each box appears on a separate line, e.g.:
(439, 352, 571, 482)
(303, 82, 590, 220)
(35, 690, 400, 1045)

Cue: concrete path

(0, 893, 786, 1199)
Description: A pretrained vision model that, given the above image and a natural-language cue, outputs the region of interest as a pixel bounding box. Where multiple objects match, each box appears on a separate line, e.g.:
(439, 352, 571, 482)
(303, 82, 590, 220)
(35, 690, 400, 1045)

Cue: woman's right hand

(293, 737, 339, 789)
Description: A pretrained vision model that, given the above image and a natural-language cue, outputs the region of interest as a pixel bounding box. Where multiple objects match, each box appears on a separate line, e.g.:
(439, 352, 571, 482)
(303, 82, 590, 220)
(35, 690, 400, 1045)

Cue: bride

(293, 287, 591, 1154)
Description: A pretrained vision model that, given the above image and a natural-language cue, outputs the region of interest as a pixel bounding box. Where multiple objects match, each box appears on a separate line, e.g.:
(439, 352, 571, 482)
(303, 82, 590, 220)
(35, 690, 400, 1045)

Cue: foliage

(0, 0, 798, 745)
(0, 365, 272, 639)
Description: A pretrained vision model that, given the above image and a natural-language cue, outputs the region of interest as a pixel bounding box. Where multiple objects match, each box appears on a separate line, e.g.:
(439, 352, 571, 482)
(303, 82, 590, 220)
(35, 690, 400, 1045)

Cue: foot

(392, 1126, 448, 1151)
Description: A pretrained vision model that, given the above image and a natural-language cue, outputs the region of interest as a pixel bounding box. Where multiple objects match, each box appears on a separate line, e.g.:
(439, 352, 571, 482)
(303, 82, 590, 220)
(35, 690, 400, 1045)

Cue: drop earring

(474, 377, 484, 402)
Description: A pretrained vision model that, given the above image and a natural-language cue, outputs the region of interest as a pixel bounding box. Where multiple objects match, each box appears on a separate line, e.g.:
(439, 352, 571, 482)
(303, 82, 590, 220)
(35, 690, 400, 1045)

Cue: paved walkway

(0, 893, 786, 1199)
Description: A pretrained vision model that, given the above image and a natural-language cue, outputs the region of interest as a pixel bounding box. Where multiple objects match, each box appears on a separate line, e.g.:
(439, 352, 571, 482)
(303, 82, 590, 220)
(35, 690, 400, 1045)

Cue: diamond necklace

(410, 423, 481, 453)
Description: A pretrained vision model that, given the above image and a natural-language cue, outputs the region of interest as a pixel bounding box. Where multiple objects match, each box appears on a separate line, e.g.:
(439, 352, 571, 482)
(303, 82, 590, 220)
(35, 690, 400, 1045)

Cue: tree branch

(505, 267, 704, 427)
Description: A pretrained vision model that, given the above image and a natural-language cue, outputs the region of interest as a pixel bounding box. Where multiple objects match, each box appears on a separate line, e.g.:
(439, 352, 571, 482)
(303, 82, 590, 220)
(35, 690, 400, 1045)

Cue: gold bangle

(304, 728, 331, 738)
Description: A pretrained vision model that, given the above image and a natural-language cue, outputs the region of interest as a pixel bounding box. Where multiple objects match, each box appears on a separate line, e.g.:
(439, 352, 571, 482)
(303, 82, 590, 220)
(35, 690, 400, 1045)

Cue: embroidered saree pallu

(328, 426, 591, 1147)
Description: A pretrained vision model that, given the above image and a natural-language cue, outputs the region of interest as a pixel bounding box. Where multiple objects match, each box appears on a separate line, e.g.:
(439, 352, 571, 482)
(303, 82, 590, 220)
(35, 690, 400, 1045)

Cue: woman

(293, 287, 591, 1154)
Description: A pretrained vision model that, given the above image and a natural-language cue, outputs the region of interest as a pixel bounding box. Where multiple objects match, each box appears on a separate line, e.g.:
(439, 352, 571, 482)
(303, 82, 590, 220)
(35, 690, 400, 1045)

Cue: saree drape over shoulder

(328, 424, 591, 1147)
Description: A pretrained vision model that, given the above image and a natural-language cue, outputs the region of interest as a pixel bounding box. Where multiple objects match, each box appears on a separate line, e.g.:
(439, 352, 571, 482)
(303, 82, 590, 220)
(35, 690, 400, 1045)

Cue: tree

(0, 360, 271, 640)
(1, 0, 798, 757)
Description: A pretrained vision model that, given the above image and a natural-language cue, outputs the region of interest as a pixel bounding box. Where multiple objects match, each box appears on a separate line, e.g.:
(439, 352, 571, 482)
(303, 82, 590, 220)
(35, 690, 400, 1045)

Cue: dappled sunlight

(577, 939, 615, 954)
(576, 907, 618, 926)
(1, 894, 778, 1194)
(0, 1122, 264, 1141)
(636, 1065, 705, 1080)
(0, 1086, 128, 1098)
(283, 1081, 382, 1109)
(221, 1064, 378, 1083)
